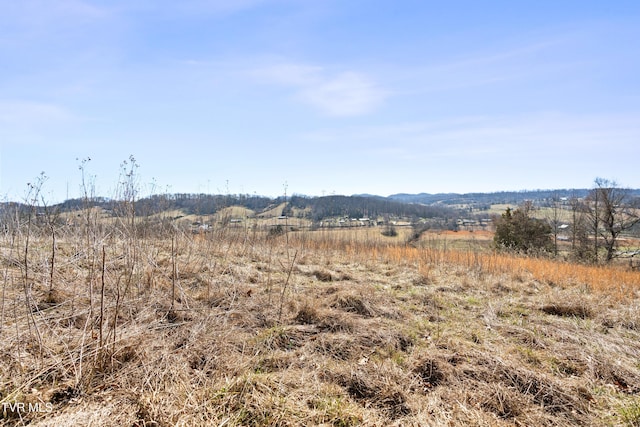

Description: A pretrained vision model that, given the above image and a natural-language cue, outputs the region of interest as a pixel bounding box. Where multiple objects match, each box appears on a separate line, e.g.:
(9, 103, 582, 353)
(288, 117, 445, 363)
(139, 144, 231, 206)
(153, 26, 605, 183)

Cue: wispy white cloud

(298, 72, 386, 117)
(165, 0, 270, 15)
(0, 100, 77, 124)
(383, 35, 582, 96)
(302, 112, 640, 158)
(106, 0, 274, 18)
(256, 63, 321, 86)
(253, 62, 388, 116)
(0, 0, 109, 37)
(298, 111, 640, 191)
(0, 101, 81, 147)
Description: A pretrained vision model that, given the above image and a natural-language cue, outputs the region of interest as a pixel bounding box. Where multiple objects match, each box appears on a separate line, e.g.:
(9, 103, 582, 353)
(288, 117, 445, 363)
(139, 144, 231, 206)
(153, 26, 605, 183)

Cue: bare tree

(568, 194, 592, 262)
(587, 178, 640, 262)
(546, 192, 563, 256)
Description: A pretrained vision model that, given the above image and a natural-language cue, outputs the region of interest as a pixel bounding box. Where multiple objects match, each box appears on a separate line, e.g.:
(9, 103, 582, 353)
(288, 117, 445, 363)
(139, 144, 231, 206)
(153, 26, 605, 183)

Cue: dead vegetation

(1, 221, 640, 426)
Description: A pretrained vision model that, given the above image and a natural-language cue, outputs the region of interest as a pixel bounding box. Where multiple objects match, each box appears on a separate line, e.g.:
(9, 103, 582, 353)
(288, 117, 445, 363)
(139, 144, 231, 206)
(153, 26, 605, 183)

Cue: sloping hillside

(1, 229, 639, 426)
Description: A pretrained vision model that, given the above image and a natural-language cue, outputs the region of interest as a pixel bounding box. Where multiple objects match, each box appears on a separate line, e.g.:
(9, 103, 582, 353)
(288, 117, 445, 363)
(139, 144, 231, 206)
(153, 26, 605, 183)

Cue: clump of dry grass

(312, 269, 333, 282)
(330, 292, 378, 318)
(541, 302, 593, 319)
(324, 365, 412, 421)
(413, 357, 448, 390)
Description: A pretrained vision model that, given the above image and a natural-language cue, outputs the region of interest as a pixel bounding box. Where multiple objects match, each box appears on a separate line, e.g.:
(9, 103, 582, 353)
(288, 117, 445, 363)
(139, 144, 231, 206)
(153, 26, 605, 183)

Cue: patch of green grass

(620, 398, 640, 427)
(515, 346, 542, 366)
(465, 295, 482, 306)
(310, 395, 361, 427)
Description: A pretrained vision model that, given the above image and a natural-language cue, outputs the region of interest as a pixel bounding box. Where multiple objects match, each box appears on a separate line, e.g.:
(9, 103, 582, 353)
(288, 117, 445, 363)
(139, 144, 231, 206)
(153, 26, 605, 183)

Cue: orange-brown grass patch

(295, 232, 640, 299)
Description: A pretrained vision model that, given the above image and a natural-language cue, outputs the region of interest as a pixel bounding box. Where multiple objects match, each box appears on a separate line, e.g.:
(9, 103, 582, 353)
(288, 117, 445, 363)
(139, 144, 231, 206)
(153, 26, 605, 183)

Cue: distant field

(424, 229, 494, 240)
(475, 204, 575, 222)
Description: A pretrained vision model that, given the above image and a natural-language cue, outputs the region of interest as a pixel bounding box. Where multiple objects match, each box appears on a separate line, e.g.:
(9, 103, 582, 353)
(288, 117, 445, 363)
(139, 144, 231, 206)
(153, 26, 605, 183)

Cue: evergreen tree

(494, 205, 553, 254)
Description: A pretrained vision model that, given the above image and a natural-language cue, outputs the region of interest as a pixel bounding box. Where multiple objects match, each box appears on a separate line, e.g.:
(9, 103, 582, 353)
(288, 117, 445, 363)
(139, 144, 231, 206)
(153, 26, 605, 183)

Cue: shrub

(494, 206, 553, 254)
(381, 224, 398, 237)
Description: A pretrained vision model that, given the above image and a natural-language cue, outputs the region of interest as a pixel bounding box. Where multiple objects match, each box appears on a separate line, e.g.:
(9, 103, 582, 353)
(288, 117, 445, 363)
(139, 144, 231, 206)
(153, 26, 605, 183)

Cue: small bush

(494, 206, 553, 254)
(381, 225, 398, 237)
(268, 225, 285, 237)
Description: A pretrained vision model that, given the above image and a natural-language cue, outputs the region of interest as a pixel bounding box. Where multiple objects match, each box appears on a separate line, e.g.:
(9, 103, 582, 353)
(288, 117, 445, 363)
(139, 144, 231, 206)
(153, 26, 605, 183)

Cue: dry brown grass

(1, 225, 640, 426)
(292, 230, 640, 299)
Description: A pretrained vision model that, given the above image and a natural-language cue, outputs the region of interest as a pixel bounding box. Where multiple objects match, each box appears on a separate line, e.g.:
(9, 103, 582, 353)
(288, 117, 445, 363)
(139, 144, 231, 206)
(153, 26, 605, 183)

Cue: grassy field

(1, 222, 640, 426)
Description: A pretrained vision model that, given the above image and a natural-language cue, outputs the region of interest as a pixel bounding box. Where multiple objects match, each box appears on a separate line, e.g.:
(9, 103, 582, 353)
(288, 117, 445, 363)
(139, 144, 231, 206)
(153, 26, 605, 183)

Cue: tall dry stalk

(115, 156, 140, 298)
(112, 275, 122, 355)
(1, 205, 18, 333)
(49, 222, 56, 294)
(277, 250, 298, 324)
(75, 157, 99, 322)
(99, 245, 106, 352)
(171, 232, 177, 311)
(40, 199, 61, 297)
(21, 173, 47, 356)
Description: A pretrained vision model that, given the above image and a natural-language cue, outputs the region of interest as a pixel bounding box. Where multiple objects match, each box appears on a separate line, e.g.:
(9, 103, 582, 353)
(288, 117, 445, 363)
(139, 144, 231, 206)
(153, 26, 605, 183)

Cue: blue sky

(1, 0, 639, 203)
